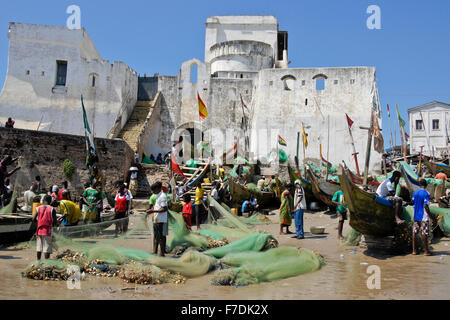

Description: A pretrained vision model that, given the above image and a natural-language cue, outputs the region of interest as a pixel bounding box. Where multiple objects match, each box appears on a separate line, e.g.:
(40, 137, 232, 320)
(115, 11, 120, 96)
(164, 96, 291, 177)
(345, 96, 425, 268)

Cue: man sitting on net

(21, 183, 39, 213)
(376, 170, 405, 224)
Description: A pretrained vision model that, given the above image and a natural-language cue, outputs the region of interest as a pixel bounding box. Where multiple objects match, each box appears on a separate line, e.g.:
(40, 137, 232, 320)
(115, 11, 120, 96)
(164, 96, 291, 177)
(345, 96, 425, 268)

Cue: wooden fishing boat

(0, 214, 36, 246)
(399, 161, 437, 200)
(228, 179, 275, 207)
(182, 157, 211, 189)
(287, 165, 318, 203)
(305, 165, 338, 211)
(423, 157, 450, 176)
(337, 164, 397, 237)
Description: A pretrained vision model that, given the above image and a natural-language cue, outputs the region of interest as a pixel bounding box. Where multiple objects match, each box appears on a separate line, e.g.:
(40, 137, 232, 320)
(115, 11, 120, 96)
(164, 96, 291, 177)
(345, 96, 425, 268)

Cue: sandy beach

(0, 208, 448, 300)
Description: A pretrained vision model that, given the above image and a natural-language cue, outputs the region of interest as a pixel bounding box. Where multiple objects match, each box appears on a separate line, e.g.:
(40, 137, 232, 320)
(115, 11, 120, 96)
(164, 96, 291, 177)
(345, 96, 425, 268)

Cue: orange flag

(198, 93, 208, 119)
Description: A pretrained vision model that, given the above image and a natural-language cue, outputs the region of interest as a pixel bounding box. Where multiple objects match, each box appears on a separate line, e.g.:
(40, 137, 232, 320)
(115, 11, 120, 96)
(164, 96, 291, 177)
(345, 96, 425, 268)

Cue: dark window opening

(416, 119, 423, 130)
(92, 75, 96, 87)
(240, 74, 243, 79)
(277, 31, 288, 61)
(432, 119, 439, 130)
(56, 61, 67, 86)
(305, 99, 308, 106)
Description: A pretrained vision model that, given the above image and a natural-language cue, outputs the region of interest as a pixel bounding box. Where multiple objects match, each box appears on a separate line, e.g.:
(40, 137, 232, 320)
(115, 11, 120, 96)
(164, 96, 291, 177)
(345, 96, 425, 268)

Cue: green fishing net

(279, 149, 288, 163)
(342, 227, 362, 246)
(212, 247, 324, 286)
(148, 249, 217, 278)
(204, 233, 277, 258)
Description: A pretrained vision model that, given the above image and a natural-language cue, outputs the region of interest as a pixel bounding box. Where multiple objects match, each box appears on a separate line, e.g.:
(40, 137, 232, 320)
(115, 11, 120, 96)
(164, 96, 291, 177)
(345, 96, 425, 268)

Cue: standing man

(33, 195, 58, 260)
(194, 183, 205, 230)
(146, 182, 168, 256)
(332, 189, 348, 240)
(293, 180, 307, 239)
(411, 179, 435, 256)
(114, 184, 130, 236)
(376, 171, 405, 224)
(58, 181, 71, 201)
(82, 181, 102, 224)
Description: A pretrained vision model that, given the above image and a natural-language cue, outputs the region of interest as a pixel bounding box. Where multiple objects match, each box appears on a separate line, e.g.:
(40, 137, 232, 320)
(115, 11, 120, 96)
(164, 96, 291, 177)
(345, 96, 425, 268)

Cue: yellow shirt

(195, 186, 204, 205)
(59, 200, 82, 225)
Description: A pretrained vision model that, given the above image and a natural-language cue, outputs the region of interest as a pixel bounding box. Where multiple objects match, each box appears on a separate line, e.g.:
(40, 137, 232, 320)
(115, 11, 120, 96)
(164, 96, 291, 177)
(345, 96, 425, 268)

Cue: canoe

(0, 214, 36, 246)
(305, 165, 339, 211)
(337, 164, 397, 237)
(423, 158, 450, 176)
(228, 179, 275, 207)
(185, 158, 211, 189)
(287, 165, 318, 204)
(399, 161, 438, 199)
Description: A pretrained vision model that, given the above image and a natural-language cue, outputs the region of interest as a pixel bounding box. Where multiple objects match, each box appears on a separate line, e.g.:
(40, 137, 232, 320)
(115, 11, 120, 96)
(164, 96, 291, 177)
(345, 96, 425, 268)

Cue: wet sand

(0, 209, 448, 300)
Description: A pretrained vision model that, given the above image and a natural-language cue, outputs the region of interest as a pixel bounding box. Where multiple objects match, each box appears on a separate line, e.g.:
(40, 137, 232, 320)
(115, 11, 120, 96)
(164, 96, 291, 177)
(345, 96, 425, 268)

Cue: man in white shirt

(376, 171, 404, 224)
(146, 182, 168, 256)
(21, 183, 38, 212)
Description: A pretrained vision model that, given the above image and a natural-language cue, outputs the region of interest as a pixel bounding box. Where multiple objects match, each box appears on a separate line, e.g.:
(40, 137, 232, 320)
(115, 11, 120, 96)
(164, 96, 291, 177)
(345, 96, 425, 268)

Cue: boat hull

(0, 215, 36, 246)
(229, 179, 275, 207)
(305, 166, 338, 211)
(424, 158, 450, 176)
(338, 165, 396, 237)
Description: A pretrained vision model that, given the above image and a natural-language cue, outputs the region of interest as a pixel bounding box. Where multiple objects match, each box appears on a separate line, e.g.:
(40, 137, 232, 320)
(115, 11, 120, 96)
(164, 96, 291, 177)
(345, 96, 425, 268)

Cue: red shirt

(182, 202, 192, 215)
(435, 172, 448, 182)
(58, 189, 68, 200)
(36, 205, 54, 236)
(115, 193, 128, 212)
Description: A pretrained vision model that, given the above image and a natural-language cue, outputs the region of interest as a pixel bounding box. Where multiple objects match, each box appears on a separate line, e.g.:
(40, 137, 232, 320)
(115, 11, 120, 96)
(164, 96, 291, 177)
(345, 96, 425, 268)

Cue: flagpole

(362, 114, 373, 187)
(387, 104, 394, 153)
(326, 115, 330, 180)
(346, 114, 361, 176)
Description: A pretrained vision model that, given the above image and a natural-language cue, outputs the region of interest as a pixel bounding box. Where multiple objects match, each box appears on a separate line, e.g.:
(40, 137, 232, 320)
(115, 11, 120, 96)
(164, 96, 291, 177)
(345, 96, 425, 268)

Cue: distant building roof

(408, 101, 450, 113)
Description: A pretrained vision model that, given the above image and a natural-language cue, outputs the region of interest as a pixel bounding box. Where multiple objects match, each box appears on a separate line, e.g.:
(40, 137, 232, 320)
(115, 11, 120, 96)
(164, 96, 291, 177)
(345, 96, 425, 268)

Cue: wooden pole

(418, 145, 424, 178)
(347, 120, 361, 176)
(361, 114, 373, 187)
(387, 104, 394, 153)
(326, 116, 330, 180)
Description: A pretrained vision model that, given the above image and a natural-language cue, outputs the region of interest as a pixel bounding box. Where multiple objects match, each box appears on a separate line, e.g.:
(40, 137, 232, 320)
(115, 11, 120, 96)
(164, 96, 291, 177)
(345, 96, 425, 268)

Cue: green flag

(81, 95, 98, 167)
(395, 104, 405, 128)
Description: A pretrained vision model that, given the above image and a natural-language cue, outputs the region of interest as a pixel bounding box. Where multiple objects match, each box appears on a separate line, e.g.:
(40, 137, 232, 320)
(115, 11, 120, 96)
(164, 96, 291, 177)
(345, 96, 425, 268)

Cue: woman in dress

(279, 183, 294, 235)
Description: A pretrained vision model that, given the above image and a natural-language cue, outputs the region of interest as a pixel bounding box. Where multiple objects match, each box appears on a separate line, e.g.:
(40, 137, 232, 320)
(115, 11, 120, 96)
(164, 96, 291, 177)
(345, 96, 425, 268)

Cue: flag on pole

(404, 132, 409, 142)
(346, 113, 354, 128)
(198, 92, 208, 119)
(387, 104, 391, 117)
(82, 95, 98, 167)
(320, 144, 332, 169)
(371, 110, 384, 154)
(302, 124, 308, 149)
(225, 141, 238, 164)
(240, 94, 248, 111)
(171, 142, 186, 178)
(396, 105, 405, 128)
(278, 135, 287, 146)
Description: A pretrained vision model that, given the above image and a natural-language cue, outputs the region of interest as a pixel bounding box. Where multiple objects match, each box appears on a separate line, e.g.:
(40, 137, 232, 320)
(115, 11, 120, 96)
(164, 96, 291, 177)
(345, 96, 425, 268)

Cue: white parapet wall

(0, 22, 137, 138)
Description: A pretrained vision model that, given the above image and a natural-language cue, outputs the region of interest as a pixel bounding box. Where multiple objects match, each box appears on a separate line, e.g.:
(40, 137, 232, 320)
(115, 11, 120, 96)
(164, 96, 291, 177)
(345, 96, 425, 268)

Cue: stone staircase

(117, 99, 155, 152)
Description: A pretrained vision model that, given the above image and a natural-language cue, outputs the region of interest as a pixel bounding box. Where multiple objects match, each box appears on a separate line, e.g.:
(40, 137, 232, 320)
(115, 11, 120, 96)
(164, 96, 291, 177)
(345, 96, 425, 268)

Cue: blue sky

(0, 0, 449, 148)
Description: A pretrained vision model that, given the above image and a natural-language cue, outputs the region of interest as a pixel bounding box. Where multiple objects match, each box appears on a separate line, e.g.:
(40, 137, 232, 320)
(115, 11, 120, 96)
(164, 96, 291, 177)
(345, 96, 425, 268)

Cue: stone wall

(0, 127, 134, 198)
(136, 164, 171, 197)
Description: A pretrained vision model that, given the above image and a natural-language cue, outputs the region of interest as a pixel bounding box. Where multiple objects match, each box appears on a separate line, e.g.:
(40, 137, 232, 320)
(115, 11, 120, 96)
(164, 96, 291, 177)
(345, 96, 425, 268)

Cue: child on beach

(182, 194, 193, 230)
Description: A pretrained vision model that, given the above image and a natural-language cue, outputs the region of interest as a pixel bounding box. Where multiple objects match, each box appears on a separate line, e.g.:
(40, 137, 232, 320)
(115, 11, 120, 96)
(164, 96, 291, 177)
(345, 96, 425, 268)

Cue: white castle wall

(249, 67, 383, 173)
(0, 23, 137, 138)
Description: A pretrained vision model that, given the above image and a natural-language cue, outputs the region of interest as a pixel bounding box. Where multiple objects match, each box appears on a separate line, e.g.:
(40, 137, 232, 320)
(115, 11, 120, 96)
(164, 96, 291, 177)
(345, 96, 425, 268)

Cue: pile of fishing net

(211, 247, 324, 286)
(22, 259, 79, 281)
(119, 262, 186, 285)
(342, 227, 362, 246)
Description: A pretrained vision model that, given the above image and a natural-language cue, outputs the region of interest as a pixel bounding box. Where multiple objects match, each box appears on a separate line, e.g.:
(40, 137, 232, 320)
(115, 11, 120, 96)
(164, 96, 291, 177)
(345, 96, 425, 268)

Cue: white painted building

(141, 15, 382, 173)
(0, 23, 138, 138)
(408, 101, 450, 157)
